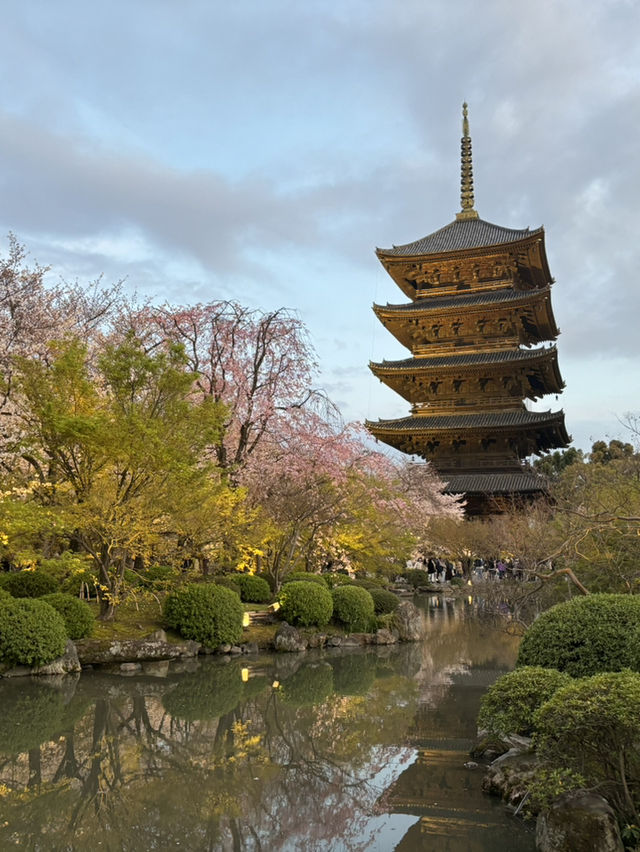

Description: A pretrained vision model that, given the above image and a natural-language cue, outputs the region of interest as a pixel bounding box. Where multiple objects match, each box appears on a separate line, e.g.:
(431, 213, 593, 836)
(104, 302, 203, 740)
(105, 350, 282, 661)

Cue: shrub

(41, 593, 95, 640)
(0, 598, 68, 667)
(533, 670, 640, 822)
(212, 575, 242, 595)
(323, 573, 354, 588)
(284, 572, 328, 587)
(0, 570, 58, 598)
(278, 581, 333, 628)
(39, 552, 97, 597)
(477, 666, 573, 736)
(369, 588, 400, 615)
(353, 577, 387, 590)
(402, 568, 431, 588)
(0, 587, 10, 601)
(331, 585, 375, 632)
(235, 573, 272, 603)
(163, 583, 243, 648)
(517, 593, 640, 676)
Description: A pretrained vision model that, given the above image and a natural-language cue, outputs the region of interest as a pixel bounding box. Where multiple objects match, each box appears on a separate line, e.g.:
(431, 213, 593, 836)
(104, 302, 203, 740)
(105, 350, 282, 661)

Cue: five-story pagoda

(366, 104, 570, 514)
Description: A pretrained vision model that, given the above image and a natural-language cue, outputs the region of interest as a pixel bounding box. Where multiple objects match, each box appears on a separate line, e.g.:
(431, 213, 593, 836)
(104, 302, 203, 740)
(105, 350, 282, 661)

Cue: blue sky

(1, 0, 639, 451)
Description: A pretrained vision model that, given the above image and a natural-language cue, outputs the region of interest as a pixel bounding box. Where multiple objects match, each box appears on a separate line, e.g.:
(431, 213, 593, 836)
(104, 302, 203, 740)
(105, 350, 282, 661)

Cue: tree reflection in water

(0, 602, 534, 851)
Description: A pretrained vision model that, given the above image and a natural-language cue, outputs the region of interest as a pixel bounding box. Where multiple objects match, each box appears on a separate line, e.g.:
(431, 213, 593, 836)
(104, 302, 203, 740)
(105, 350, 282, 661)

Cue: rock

(374, 628, 398, 645)
(2, 640, 82, 677)
(119, 662, 142, 674)
(217, 644, 231, 654)
(148, 629, 167, 642)
(536, 791, 624, 852)
(482, 750, 540, 807)
(274, 622, 308, 652)
(229, 645, 242, 655)
(464, 761, 479, 770)
(241, 642, 259, 654)
(327, 636, 342, 647)
(141, 660, 170, 677)
(75, 637, 200, 665)
(307, 633, 326, 648)
(391, 601, 425, 641)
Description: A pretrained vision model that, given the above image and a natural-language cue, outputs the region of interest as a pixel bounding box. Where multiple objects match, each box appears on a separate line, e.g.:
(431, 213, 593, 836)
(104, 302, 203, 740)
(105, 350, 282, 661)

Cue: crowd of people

(410, 555, 526, 583)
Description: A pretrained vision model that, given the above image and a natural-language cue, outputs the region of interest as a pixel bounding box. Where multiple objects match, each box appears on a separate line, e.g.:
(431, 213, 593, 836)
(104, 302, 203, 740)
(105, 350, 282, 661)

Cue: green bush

(352, 577, 387, 590)
(212, 575, 242, 595)
(284, 572, 328, 587)
(0, 570, 58, 598)
(477, 666, 573, 736)
(331, 585, 375, 632)
(517, 594, 640, 676)
(402, 568, 431, 588)
(41, 593, 95, 640)
(533, 670, 640, 823)
(235, 573, 272, 603)
(0, 598, 68, 667)
(278, 581, 333, 628)
(323, 573, 354, 588)
(369, 588, 400, 615)
(163, 583, 243, 648)
(39, 552, 97, 597)
(0, 587, 10, 601)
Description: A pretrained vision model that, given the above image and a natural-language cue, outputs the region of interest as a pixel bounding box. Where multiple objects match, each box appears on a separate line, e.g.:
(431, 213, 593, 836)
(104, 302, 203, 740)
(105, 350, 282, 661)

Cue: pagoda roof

(374, 286, 552, 314)
(371, 346, 558, 373)
(367, 408, 567, 434)
(442, 471, 548, 494)
(377, 217, 543, 258)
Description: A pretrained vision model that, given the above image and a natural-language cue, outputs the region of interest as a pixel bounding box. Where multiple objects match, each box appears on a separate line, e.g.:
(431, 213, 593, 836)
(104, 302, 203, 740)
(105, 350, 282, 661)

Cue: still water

(0, 598, 535, 851)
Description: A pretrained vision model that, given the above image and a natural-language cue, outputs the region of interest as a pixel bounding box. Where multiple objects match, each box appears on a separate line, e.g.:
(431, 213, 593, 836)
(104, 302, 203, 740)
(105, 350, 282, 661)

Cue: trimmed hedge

(517, 593, 640, 676)
(41, 593, 95, 640)
(212, 575, 242, 595)
(369, 588, 400, 615)
(477, 666, 573, 736)
(402, 569, 431, 588)
(278, 581, 333, 628)
(331, 585, 375, 632)
(235, 573, 272, 603)
(284, 572, 328, 587)
(163, 583, 243, 648)
(0, 570, 58, 598)
(0, 598, 68, 667)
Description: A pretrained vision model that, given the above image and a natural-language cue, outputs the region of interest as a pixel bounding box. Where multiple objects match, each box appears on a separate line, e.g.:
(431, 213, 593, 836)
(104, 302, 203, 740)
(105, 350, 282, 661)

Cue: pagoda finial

(456, 102, 479, 221)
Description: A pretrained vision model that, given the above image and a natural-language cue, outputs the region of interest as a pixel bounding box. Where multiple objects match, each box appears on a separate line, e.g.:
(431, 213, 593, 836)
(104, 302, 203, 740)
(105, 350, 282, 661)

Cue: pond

(0, 598, 535, 851)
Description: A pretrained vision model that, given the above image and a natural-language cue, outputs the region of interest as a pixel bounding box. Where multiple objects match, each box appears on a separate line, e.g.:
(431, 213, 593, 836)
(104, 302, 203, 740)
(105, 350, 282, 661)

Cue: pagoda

(366, 104, 570, 515)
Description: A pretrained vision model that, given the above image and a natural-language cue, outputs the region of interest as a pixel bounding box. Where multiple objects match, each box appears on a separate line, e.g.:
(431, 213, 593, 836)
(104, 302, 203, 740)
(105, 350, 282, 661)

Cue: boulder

(75, 637, 200, 665)
(536, 791, 624, 852)
(1, 640, 82, 677)
(274, 622, 308, 652)
(482, 750, 540, 807)
(374, 628, 398, 645)
(391, 601, 425, 641)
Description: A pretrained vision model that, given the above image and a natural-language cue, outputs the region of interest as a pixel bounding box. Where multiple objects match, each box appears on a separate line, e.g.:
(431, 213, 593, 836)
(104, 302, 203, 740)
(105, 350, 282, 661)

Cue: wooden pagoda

(366, 104, 570, 514)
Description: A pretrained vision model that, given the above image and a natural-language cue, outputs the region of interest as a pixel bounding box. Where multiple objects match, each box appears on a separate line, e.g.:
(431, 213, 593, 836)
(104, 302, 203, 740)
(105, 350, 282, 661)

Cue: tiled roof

(367, 409, 564, 431)
(376, 287, 550, 314)
(442, 472, 548, 494)
(378, 218, 542, 257)
(372, 347, 556, 371)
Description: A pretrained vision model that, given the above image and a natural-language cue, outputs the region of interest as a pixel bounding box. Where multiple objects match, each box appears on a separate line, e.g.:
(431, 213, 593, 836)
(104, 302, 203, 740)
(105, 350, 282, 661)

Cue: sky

(0, 0, 639, 453)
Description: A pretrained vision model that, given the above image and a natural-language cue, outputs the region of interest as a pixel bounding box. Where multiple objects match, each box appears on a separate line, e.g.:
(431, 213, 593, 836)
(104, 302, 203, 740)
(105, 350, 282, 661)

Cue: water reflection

(0, 600, 534, 851)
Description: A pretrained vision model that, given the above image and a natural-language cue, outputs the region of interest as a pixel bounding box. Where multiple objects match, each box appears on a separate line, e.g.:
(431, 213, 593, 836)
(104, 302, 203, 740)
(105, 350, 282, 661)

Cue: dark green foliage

(163, 583, 243, 648)
(331, 585, 375, 632)
(278, 581, 333, 627)
(322, 573, 355, 588)
(330, 653, 377, 696)
(402, 568, 431, 588)
(235, 573, 272, 603)
(279, 662, 334, 706)
(352, 577, 387, 589)
(0, 587, 10, 601)
(517, 594, 640, 676)
(284, 572, 328, 587)
(0, 570, 58, 598)
(533, 670, 640, 823)
(477, 666, 573, 736)
(0, 598, 67, 667)
(125, 563, 179, 591)
(0, 681, 67, 754)
(212, 575, 242, 595)
(369, 588, 400, 615)
(41, 593, 95, 640)
(163, 661, 244, 720)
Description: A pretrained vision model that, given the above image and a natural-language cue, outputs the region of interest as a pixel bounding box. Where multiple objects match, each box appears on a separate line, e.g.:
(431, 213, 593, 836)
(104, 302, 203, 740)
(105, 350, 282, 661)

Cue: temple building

(366, 104, 570, 515)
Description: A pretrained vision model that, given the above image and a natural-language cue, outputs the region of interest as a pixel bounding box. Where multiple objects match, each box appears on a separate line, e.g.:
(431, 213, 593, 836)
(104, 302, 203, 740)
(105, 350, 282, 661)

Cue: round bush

(278, 581, 333, 628)
(0, 598, 68, 667)
(235, 573, 272, 603)
(284, 572, 328, 587)
(369, 588, 400, 615)
(477, 666, 573, 736)
(163, 583, 243, 648)
(332, 585, 375, 632)
(212, 575, 242, 595)
(323, 573, 354, 588)
(0, 587, 10, 601)
(517, 594, 640, 676)
(402, 568, 431, 588)
(41, 593, 95, 640)
(533, 670, 640, 820)
(0, 570, 58, 598)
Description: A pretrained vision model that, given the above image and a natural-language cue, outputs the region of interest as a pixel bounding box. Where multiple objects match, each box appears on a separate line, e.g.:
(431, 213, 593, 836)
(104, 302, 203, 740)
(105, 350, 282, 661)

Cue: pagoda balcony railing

(412, 398, 525, 414)
(412, 337, 520, 356)
(435, 455, 522, 471)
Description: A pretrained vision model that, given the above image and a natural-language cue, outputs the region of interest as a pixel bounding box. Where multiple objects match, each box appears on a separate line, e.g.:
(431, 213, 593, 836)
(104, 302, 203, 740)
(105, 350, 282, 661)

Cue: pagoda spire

(456, 102, 479, 221)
